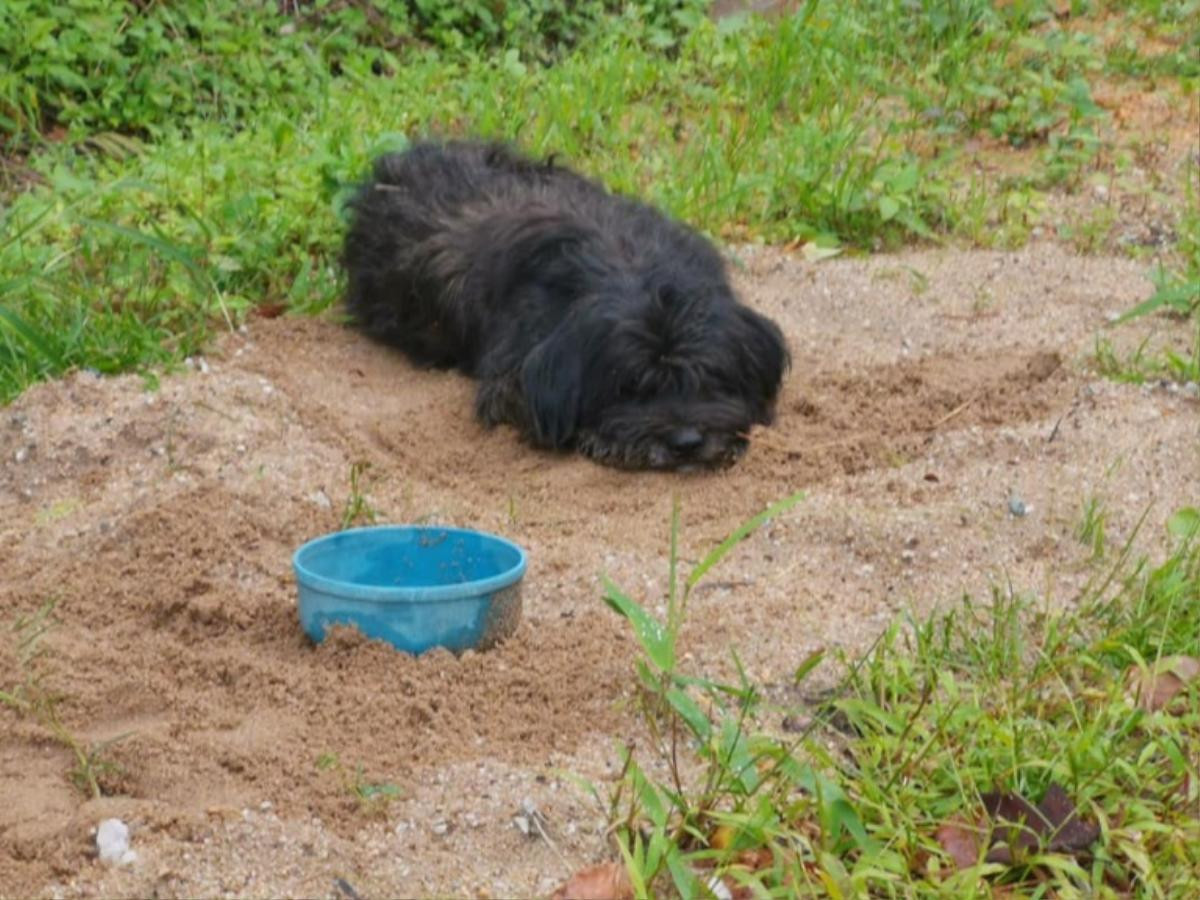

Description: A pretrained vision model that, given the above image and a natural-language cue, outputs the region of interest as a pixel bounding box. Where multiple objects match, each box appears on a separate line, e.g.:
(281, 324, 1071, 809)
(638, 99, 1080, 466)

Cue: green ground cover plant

(595, 499, 1199, 896)
(3, 0, 1194, 402)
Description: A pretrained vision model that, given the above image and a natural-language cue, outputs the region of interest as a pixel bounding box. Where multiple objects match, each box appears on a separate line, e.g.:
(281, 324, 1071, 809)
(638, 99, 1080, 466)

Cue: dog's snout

(667, 427, 704, 454)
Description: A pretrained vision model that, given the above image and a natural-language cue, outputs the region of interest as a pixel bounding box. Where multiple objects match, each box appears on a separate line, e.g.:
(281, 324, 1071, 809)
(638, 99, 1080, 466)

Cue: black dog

(342, 139, 788, 470)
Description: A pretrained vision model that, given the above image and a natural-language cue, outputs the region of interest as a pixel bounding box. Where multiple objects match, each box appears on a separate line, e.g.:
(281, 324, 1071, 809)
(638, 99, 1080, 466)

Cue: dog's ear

(520, 321, 584, 449)
(734, 305, 790, 419)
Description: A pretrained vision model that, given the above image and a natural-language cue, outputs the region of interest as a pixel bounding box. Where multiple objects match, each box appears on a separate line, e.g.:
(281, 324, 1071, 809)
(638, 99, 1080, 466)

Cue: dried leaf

(552, 862, 634, 900)
(980, 783, 1099, 862)
(253, 302, 288, 319)
(935, 817, 981, 870)
(1037, 783, 1076, 829)
(801, 242, 843, 263)
(709, 824, 737, 851)
(1039, 783, 1101, 851)
(1129, 656, 1200, 713)
(981, 789, 1047, 851)
(984, 844, 1016, 865)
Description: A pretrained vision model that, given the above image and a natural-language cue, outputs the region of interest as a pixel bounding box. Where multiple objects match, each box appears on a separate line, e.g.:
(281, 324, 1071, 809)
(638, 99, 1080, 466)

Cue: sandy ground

(1, 242, 1197, 898)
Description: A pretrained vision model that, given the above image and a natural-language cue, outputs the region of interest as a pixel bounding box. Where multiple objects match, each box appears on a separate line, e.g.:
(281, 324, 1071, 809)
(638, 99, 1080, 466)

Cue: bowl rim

(292, 524, 527, 604)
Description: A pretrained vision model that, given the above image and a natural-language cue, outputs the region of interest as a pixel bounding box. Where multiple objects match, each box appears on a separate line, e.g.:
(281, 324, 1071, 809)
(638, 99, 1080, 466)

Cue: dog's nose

(667, 427, 704, 454)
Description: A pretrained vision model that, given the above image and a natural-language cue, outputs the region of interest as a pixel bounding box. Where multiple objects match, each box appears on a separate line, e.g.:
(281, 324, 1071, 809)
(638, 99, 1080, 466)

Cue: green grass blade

(1167, 507, 1200, 540)
(686, 490, 805, 590)
(666, 687, 712, 742)
(602, 575, 674, 673)
(76, 217, 210, 295)
(0, 300, 63, 368)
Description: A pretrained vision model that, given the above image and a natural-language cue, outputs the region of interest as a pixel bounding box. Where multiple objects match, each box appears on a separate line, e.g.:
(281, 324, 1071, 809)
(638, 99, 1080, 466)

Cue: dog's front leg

(474, 372, 527, 433)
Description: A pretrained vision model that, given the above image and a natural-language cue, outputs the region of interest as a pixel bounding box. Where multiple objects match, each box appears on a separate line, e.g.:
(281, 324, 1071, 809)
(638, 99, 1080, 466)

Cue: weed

(316, 752, 401, 818)
(598, 491, 832, 895)
(1103, 163, 1200, 383)
(595, 499, 1200, 895)
(1077, 494, 1110, 560)
(1064, 203, 1119, 255)
(341, 461, 380, 529)
(0, 600, 130, 799)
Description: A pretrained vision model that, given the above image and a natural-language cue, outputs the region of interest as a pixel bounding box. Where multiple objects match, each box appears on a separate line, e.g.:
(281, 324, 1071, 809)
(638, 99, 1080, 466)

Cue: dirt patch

(1, 243, 1197, 898)
(762, 349, 1068, 477)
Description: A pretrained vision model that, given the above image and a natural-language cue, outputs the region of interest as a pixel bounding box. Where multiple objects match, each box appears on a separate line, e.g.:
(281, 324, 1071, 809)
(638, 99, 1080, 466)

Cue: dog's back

(343, 141, 586, 367)
(342, 140, 728, 372)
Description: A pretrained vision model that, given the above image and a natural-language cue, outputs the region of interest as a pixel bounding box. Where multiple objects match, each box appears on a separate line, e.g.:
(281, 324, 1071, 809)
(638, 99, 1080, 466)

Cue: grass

(596, 499, 1200, 897)
(0, 599, 131, 799)
(1078, 494, 1110, 560)
(341, 461, 381, 529)
(315, 751, 402, 818)
(2, 0, 1195, 403)
(1100, 162, 1200, 384)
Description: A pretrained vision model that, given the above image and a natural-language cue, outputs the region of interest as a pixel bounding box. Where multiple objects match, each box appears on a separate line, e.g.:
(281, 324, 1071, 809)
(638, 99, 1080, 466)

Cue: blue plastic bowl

(292, 525, 527, 655)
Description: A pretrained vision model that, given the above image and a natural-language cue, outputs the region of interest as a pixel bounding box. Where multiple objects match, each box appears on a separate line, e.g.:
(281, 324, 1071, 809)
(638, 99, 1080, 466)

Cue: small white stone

(96, 818, 135, 866)
(705, 876, 734, 900)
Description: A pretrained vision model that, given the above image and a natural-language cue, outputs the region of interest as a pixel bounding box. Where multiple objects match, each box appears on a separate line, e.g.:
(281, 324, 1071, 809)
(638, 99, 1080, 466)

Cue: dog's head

(520, 279, 789, 470)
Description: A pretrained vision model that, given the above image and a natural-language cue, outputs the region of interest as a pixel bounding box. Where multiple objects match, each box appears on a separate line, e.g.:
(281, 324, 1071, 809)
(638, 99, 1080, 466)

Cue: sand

(1, 242, 1197, 898)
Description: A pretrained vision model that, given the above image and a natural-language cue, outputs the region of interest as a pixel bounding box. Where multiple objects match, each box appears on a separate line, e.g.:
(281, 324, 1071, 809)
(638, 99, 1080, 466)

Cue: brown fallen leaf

(709, 824, 737, 851)
(551, 862, 634, 900)
(253, 302, 288, 319)
(1038, 783, 1101, 852)
(981, 790, 1046, 855)
(980, 782, 1100, 865)
(1128, 656, 1200, 713)
(935, 817, 981, 870)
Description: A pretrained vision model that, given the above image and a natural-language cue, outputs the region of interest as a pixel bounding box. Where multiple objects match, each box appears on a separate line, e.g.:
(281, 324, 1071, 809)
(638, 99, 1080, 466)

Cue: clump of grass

(341, 461, 380, 529)
(594, 500, 1199, 896)
(1100, 163, 1200, 384)
(1078, 494, 1110, 560)
(316, 751, 401, 818)
(0, 599, 130, 799)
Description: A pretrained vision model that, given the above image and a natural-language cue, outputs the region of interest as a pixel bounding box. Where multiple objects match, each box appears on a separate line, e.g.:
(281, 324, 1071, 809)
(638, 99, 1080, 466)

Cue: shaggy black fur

(342, 139, 789, 470)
